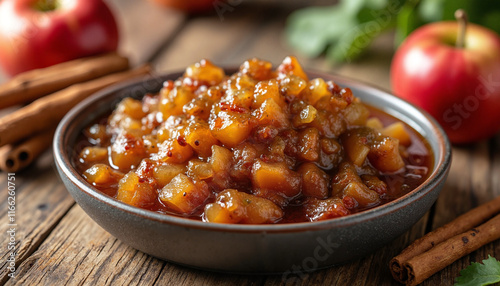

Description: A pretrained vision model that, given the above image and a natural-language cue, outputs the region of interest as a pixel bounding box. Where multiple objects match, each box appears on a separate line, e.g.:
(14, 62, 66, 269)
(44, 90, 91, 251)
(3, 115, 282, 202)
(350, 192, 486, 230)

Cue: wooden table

(1, 1, 499, 285)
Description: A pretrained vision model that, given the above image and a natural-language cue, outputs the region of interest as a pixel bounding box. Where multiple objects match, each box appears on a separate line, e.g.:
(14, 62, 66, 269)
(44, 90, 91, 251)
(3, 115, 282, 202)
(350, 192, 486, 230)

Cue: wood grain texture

(6, 205, 165, 286)
(418, 136, 500, 286)
(0, 153, 74, 285)
(155, 5, 270, 72)
(1, 1, 499, 285)
(108, 0, 186, 65)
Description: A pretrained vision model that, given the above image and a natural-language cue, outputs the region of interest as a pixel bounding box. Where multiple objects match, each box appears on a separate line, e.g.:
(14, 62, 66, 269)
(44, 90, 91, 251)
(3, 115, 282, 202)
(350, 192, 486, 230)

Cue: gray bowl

(54, 70, 451, 274)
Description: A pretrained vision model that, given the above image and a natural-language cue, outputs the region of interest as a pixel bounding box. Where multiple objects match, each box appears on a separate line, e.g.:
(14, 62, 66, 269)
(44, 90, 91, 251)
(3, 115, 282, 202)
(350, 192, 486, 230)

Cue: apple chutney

(75, 56, 432, 224)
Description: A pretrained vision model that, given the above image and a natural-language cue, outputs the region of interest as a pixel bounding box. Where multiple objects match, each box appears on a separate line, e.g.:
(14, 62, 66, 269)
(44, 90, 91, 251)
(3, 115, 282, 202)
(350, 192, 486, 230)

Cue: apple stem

(455, 9, 468, 49)
(35, 0, 59, 12)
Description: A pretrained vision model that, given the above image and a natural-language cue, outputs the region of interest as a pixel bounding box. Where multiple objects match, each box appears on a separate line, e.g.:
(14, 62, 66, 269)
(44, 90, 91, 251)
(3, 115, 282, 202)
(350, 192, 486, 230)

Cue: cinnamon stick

(0, 128, 55, 172)
(404, 214, 500, 285)
(0, 53, 129, 109)
(390, 195, 500, 283)
(0, 65, 152, 147)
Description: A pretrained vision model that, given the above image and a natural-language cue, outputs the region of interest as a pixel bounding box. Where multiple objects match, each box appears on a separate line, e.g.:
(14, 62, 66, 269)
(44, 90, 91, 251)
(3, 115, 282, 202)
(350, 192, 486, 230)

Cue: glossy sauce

(75, 57, 433, 224)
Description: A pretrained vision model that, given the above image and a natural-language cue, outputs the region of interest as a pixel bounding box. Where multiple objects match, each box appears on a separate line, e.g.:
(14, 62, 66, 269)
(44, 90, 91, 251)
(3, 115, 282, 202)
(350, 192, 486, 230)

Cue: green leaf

(285, 0, 386, 59)
(455, 256, 500, 286)
(395, 0, 422, 46)
(285, 0, 500, 64)
(327, 19, 394, 62)
(343, 0, 370, 14)
(285, 5, 359, 57)
(482, 11, 500, 35)
(330, 0, 406, 62)
(418, 0, 445, 22)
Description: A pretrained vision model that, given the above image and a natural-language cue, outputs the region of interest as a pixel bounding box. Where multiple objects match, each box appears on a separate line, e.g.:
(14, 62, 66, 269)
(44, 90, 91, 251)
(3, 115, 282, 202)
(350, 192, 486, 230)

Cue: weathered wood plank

(0, 1, 183, 284)
(153, 264, 264, 286)
(7, 203, 266, 285)
(108, 0, 186, 65)
(154, 5, 268, 73)
(418, 136, 500, 285)
(6, 205, 165, 286)
(0, 152, 75, 285)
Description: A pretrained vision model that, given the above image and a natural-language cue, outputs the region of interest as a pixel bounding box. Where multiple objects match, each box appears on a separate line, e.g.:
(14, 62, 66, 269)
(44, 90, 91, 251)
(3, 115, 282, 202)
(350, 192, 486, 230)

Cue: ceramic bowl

(54, 70, 451, 275)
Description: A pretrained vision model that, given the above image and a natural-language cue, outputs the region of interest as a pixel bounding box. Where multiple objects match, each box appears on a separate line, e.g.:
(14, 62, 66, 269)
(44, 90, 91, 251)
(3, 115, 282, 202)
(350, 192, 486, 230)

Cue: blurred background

(102, 0, 395, 89)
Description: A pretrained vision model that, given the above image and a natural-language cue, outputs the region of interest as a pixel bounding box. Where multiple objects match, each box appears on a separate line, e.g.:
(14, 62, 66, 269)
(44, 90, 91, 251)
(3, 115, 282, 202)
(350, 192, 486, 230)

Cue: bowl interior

(54, 70, 451, 232)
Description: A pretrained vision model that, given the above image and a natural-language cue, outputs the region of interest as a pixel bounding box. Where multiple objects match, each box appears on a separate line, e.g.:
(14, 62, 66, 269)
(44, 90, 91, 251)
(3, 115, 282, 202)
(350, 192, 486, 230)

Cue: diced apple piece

(85, 124, 108, 143)
(314, 93, 348, 113)
(187, 159, 214, 180)
(159, 86, 195, 118)
(158, 138, 194, 164)
(277, 56, 309, 81)
(222, 88, 254, 111)
(208, 145, 233, 190)
(342, 102, 370, 126)
(117, 172, 157, 208)
(252, 79, 284, 108)
(320, 138, 341, 155)
(83, 164, 123, 185)
(300, 78, 331, 105)
(304, 198, 350, 221)
(239, 58, 273, 81)
(279, 75, 307, 99)
(234, 74, 258, 90)
(297, 127, 320, 162)
(119, 117, 144, 136)
(116, 97, 146, 120)
(143, 135, 159, 155)
(183, 96, 213, 120)
(254, 98, 290, 129)
(361, 175, 388, 196)
(366, 117, 384, 130)
(184, 120, 219, 157)
(156, 115, 187, 142)
(297, 163, 329, 199)
(208, 145, 232, 173)
(159, 174, 210, 214)
(204, 204, 234, 223)
(343, 181, 380, 207)
(331, 162, 380, 208)
(204, 189, 283, 224)
(230, 143, 259, 182)
(251, 160, 301, 198)
(79, 147, 108, 163)
(292, 105, 317, 127)
(134, 159, 157, 184)
(209, 110, 252, 147)
(184, 59, 225, 85)
(153, 163, 187, 187)
(110, 132, 147, 171)
(342, 129, 371, 167)
(309, 110, 346, 138)
(331, 162, 360, 196)
(381, 122, 412, 147)
(368, 137, 405, 173)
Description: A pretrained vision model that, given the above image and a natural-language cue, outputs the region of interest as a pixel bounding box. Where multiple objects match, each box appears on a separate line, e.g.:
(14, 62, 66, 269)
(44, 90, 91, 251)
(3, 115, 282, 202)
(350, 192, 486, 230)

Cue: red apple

(391, 12, 500, 144)
(0, 0, 119, 76)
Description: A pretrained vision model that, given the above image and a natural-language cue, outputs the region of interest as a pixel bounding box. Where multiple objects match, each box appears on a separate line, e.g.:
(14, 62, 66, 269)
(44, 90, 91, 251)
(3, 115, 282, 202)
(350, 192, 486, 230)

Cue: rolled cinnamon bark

(0, 53, 129, 109)
(390, 195, 500, 283)
(404, 214, 500, 286)
(0, 65, 152, 147)
(0, 128, 55, 172)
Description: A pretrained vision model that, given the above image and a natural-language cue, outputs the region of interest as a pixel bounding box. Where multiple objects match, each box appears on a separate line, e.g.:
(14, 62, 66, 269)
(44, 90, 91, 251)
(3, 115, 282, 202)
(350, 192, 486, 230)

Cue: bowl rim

(54, 69, 451, 234)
